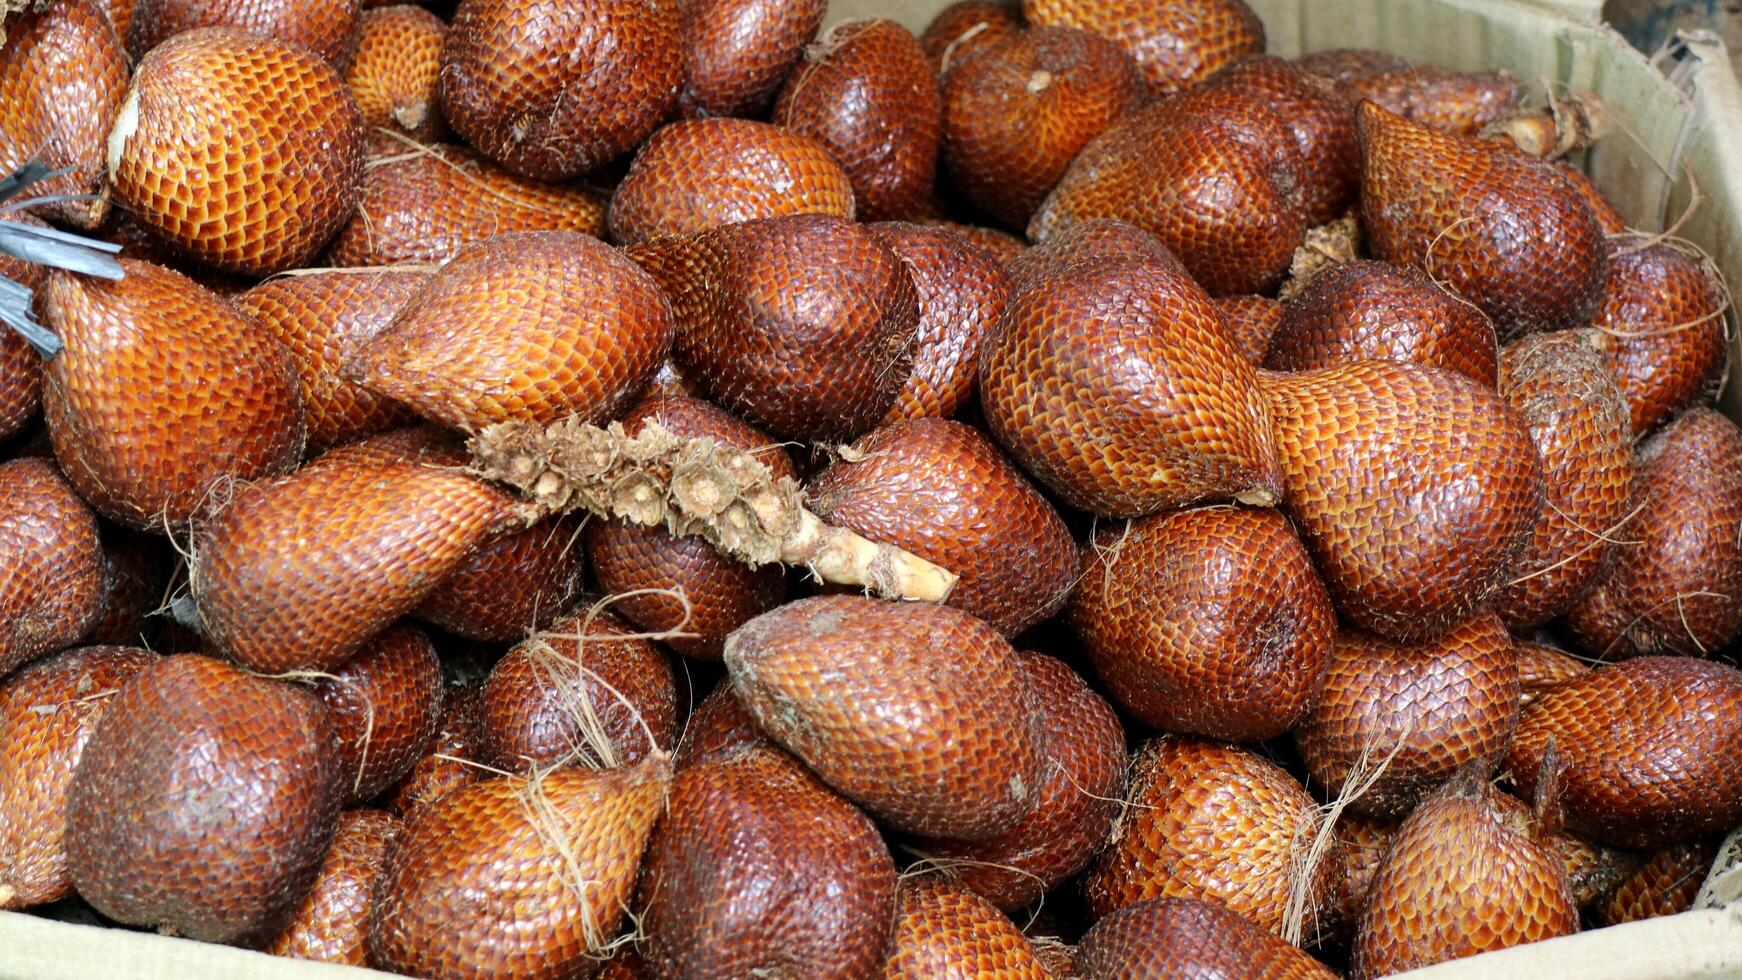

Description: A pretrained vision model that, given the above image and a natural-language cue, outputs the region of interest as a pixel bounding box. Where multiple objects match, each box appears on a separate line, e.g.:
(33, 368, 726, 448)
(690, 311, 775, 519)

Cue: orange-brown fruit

(911, 652, 1125, 910)
(0, 0, 129, 229)
(39, 260, 305, 530)
(191, 452, 520, 674)
(1265, 260, 1499, 387)
(386, 678, 483, 816)
(926, 219, 1029, 267)
(724, 594, 1043, 840)
(264, 808, 399, 965)
(882, 877, 1048, 978)
(127, 0, 361, 67)
(108, 28, 367, 275)
(351, 231, 673, 433)
(1215, 294, 1283, 364)
(1565, 408, 1742, 659)
(234, 269, 425, 453)
(437, 0, 680, 179)
(809, 419, 1076, 637)
(1262, 360, 1542, 640)
(366, 759, 669, 979)
(344, 5, 446, 140)
(1356, 101, 1606, 338)
(87, 526, 171, 647)
(87, 0, 141, 41)
(1024, 0, 1262, 96)
(1074, 898, 1337, 979)
(1515, 640, 1588, 707)
(313, 624, 443, 804)
(1294, 616, 1520, 819)
(1295, 48, 1410, 85)
(1031, 86, 1308, 296)
(1318, 812, 1398, 945)
(0, 645, 155, 910)
(866, 222, 1011, 424)
(1558, 161, 1628, 234)
(1595, 837, 1720, 925)
(922, 0, 1021, 74)
(1490, 331, 1634, 626)
(1586, 240, 1728, 436)
(585, 395, 792, 659)
(671, 683, 770, 771)
(1351, 774, 1576, 978)
(0, 459, 106, 678)
(1206, 55, 1359, 224)
(1004, 216, 1186, 287)
(607, 118, 855, 245)
(636, 744, 897, 980)
(1340, 66, 1523, 137)
(1085, 736, 1327, 933)
(940, 26, 1145, 232)
(678, 0, 826, 118)
(773, 18, 942, 222)
(1507, 656, 1742, 849)
(476, 604, 677, 771)
(415, 516, 586, 642)
(65, 654, 343, 945)
(1070, 506, 1334, 742)
(0, 212, 48, 441)
(979, 252, 1280, 517)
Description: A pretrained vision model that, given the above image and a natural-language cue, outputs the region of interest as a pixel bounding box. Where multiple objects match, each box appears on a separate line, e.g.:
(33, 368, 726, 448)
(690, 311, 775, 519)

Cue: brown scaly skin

(345, 5, 445, 140)
(1595, 837, 1721, 925)
(1024, 0, 1263, 96)
(264, 809, 399, 965)
(677, 0, 826, 119)
(313, 624, 444, 805)
(881, 877, 1049, 978)
(1514, 640, 1589, 707)
(1214, 294, 1283, 364)
(926, 219, 1029, 267)
(1343, 66, 1523, 136)
(87, 526, 171, 647)
(385, 678, 483, 817)
(1205, 55, 1360, 224)
(1075, 898, 1337, 979)
(922, 0, 1021, 74)
(1315, 813, 1398, 946)
(127, 0, 361, 68)
(0, 459, 106, 678)
(1548, 829, 1646, 909)
(1005, 217, 1187, 288)
(0, 211, 47, 441)
(672, 683, 770, 772)
(416, 515, 586, 642)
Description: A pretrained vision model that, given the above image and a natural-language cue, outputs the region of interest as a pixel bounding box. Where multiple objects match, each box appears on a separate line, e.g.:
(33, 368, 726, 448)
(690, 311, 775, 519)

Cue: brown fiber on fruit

(1595, 837, 1720, 925)
(314, 624, 443, 804)
(1215, 295, 1283, 364)
(416, 516, 586, 642)
(264, 808, 399, 965)
(128, 0, 361, 67)
(1515, 640, 1588, 707)
(1342, 66, 1522, 137)
(1317, 812, 1398, 945)
(386, 678, 483, 816)
(672, 683, 770, 771)
(1207, 55, 1359, 225)
(922, 0, 1020, 73)
(678, 0, 825, 118)
(882, 877, 1048, 978)
(0, 460, 106, 678)
(1075, 898, 1336, 980)
(1071, 506, 1334, 742)
(345, 5, 446, 140)
(65, 654, 343, 945)
(1024, 0, 1262, 96)
(109, 28, 367, 275)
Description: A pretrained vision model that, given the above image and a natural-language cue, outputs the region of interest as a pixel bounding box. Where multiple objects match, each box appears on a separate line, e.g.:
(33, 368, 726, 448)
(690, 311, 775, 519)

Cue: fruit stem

(1482, 89, 1606, 160)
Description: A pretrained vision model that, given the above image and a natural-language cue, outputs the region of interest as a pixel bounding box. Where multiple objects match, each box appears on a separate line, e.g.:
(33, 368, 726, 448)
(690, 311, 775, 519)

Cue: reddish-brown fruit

(1004, 216, 1186, 287)
(980, 254, 1280, 517)
(1558, 162, 1628, 234)
(912, 653, 1125, 910)
(882, 877, 1048, 978)
(345, 5, 446, 140)
(0, 460, 105, 678)
(1265, 260, 1500, 386)
(1341, 66, 1523, 137)
(127, 0, 361, 67)
(386, 679, 483, 816)
(109, 28, 367, 275)
(1352, 775, 1577, 978)
(1295, 616, 1520, 819)
(637, 744, 896, 980)
(351, 231, 673, 433)
(1565, 408, 1742, 659)
(1595, 838, 1720, 925)
(1491, 332, 1634, 626)
(416, 516, 586, 642)
(1075, 898, 1337, 979)
(724, 595, 1043, 840)
(773, 18, 942, 221)
(926, 219, 1029, 267)
(922, 0, 1021, 73)
(1586, 241, 1728, 436)
(314, 625, 443, 804)
(314, 423, 460, 470)
(65, 654, 343, 945)
(1507, 656, 1742, 849)
(1295, 48, 1410, 84)
(1024, 0, 1262, 95)
(1215, 295, 1283, 364)
(1070, 506, 1334, 742)
(1319, 813, 1399, 945)
(1085, 736, 1327, 933)
(941, 26, 1145, 231)
(1515, 640, 1589, 707)
(0, 645, 155, 910)
(87, 527, 170, 647)
(1356, 101, 1606, 338)
(264, 809, 399, 965)
(0, 212, 47, 441)
(1549, 829, 1645, 909)
(1263, 361, 1542, 640)
(678, 0, 825, 118)
(477, 605, 677, 771)
(0, 1, 129, 229)
(608, 118, 855, 245)
(87, 0, 141, 44)
(1206, 55, 1359, 224)
(437, 0, 680, 179)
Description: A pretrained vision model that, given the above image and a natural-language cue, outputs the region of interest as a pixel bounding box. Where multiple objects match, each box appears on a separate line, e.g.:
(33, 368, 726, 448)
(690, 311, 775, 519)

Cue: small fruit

(264, 809, 400, 965)
(1586, 240, 1728, 436)
(313, 624, 444, 804)
(1515, 640, 1588, 707)
(1074, 898, 1336, 979)
(882, 877, 1048, 978)
(678, 0, 826, 118)
(0, 459, 106, 677)
(386, 679, 483, 817)
(672, 683, 770, 771)
(1595, 837, 1720, 925)
(1215, 294, 1284, 364)
(1023, 0, 1264, 96)
(415, 516, 586, 642)
(921, 0, 1020, 73)
(345, 5, 446, 140)
(1340, 65, 1522, 136)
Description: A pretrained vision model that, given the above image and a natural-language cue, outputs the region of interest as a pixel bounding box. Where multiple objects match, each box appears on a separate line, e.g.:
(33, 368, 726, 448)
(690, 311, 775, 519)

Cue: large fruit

(677, 0, 826, 118)
(264, 808, 400, 965)
(1023, 0, 1263, 95)
(1074, 898, 1336, 979)
(920, 1, 1019, 73)
(1204, 54, 1359, 224)
(1587, 241, 1729, 436)
(0, 459, 106, 677)
(126, 0, 361, 67)
(882, 877, 1048, 978)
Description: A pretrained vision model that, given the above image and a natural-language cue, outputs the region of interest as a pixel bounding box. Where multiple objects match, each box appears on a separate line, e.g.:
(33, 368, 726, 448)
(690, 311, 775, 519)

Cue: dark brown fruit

(40, 260, 306, 531)
(1515, 640, 1588, 707)
(345, 5, 444, 140)
(1295, 616, 1520, 819)
(87, 527, 171, 647)
(264, 808, 399, 965)
(415, 516, 586, 642)
(774, 18, 942, 221)
(1318, 813, 1398, 945)
(678, 0, 826, 117)
(1024, 0, 1263, 96)
(1206, 55, 1359, 224)
(1341, 66, 1523, 137)
(1263, 361, 1542, 640)
(1595, 837, 1720, 925)
(109, 28, 367, 275)
(386, 679, 483, 816)
(882, 877, 1048, 978)
(1586, 241, 1728, 436)
(1215, 294, 1283, 364)
(724, 594, 1043, 840)
(1506, 656, 1742, 849)
(921, 0, 1021, 73)
(1295, 48, 1409, 85)
(1265, 260, 1499, 387)
(128, 0, 361, 67)
(637, 744, 896, 980)
(671, 683, 770, 770)
(1071, 506, 1333, 742)
(314, 625, 443, 804)
(0, 459, 106, 677)
(1356, 101, 1606, 338)
(65, 654, 343, 945)
(0, 645, 155, 910)
(1075, 898, 1337, 980)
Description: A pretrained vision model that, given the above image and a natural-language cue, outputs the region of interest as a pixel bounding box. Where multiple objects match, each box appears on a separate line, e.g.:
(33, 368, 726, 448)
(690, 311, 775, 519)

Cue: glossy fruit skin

(264, 808, 399, 965)
(128, 0, 361, 67)
(724, 595, 1044, 841)
(415, 516, 586, 642)
(1549, 830, 1643, 910)
(438, 0, 680, 180)
(0, 645, 156, 910)
(671, 683, 770, 771)
(636, 744, 896, 980)
(1024, 0, 1263, 96)
(774, 18, 942, 222)
(1206, 55, 1359, 225)
(927, 219, 1029, 268)
(39, 260, 306, 531)
(921, 0, 1020, 73)
(1317, 812, 1398, 945)
(882, 877, 1049, 978)
(1559, 161, 1628, 233)
(679, 0, 826, 118)
(386, 679, 483, 817)
(1215, 294, 1283, 364)
(1356, 101, 1606, 339)
(110, 28, 367, 275)
(809, 419, 1076, 637)
(1515, 640, 1588, 707)
(1074, 898, 1337, 980)
(0, 460, 106, 678)
(1506, 656, 1742, 849)
(1263, 361, 1542, 641)
(1295, 616, 1520, 819)
(1071, 506, 1333, 742)
(1587, 240, 1728, 436)
(65, 654, 343, 945)
(1005, 217, 1188, 288)
(314, 624, 443, 804)
(1595, 837, 1719, 925)
(345, 5, 445, 140)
